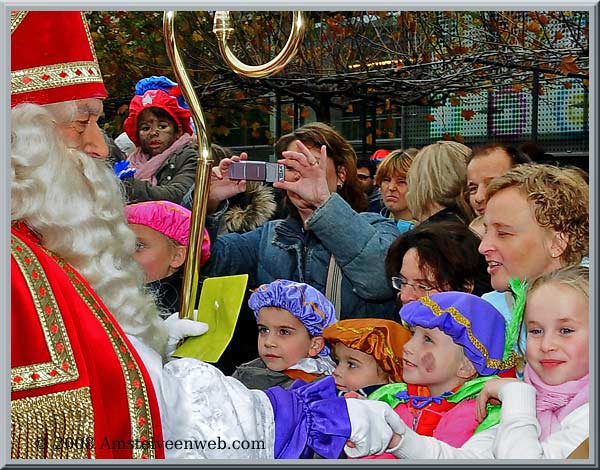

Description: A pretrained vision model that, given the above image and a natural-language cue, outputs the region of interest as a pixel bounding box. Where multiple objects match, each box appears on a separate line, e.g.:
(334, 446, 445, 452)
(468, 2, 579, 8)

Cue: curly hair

(11, 103, 168, 354)
(406, 141, 474, 223)
(274, 122, 367, 213)
(486, 164, 589, 266)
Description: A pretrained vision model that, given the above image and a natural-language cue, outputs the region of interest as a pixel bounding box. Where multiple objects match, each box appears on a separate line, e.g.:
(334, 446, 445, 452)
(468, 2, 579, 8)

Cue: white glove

(344, 398, 407, 458)
(165, 311, 209, 357)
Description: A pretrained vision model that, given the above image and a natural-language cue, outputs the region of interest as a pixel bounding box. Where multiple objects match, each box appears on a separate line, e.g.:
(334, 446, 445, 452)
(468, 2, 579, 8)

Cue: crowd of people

(10, 10, 590, 461)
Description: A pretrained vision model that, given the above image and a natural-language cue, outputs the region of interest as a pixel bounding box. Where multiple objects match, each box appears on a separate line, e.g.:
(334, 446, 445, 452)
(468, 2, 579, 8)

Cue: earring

(337, 182, 343, 189)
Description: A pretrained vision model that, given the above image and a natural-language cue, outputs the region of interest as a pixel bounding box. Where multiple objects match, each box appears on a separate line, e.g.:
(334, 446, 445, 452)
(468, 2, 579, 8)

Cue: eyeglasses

(357, 174, 372, 181)
(391, 276, 437, 294)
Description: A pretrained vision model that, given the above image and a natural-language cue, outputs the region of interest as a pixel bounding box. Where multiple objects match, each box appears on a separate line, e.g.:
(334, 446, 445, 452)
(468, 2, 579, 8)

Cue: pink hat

(126, 200, 210, 266)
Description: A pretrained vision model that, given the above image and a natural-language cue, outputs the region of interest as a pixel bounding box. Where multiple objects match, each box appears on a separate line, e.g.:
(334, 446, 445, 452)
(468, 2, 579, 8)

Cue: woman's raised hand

(208, 152, 248, 210)
(274, 140, 332, 209)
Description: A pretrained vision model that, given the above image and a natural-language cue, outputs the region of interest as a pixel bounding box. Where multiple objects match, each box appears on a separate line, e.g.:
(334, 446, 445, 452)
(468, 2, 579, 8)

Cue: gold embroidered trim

(11, 11, 27, 34)
(330, 324, 403, 368)
(80, 12, 100, 62)
(11, 61, 104, 96)
(12, 387, 95, 459)
(419, 296, 516, 369)
(11, 235, 79, 391)
(53, 257, 156, 459)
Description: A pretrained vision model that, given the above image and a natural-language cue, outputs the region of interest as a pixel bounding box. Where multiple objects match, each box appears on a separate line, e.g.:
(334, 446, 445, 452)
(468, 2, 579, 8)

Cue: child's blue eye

(560, 328, 574, 335)
(258, 326, 268, 334)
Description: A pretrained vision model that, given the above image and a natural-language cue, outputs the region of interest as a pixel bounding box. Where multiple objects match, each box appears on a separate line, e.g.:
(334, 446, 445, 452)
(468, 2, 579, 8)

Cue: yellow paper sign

(173, 274, 249, 362)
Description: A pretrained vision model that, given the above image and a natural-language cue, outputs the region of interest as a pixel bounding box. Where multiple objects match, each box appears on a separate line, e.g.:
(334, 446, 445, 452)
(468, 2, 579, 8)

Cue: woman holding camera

(204, 122, 400, 320)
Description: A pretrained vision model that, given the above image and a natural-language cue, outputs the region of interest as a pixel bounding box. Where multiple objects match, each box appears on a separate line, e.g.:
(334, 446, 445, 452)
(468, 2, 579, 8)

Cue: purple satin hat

(400, 291, 510, 376)
(249, 280, 337, 356)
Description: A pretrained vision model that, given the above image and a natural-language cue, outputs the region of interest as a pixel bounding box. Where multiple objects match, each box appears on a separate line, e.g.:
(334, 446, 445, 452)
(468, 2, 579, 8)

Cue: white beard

(11, 103, 168, 354)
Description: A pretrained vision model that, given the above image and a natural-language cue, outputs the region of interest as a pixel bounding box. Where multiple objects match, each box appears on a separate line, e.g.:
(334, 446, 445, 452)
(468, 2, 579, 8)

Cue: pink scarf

(128, 133, 192, 186)
(524, 363, 588, 441)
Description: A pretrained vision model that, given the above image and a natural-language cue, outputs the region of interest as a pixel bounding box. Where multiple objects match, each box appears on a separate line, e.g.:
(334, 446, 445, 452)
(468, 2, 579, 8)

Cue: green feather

(503, 277, 527, 361)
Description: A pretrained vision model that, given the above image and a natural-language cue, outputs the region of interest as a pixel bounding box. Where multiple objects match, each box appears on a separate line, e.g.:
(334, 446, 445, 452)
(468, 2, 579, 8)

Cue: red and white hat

(11, 11, 107, 108)
(124, 89, 193, 146)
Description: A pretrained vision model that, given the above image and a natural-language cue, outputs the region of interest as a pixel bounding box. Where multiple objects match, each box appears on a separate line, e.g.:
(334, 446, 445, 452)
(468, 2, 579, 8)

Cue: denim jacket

(203, 193, 400, 319)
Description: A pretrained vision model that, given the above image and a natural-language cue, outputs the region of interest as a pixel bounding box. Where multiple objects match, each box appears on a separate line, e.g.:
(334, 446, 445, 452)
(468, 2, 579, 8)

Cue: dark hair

(470, 142, 533, 167)
(274, 122, 367, 213)
(356, 158, 377, 177)
(385, 221, 492, 297)
(517, 141, 547, 162)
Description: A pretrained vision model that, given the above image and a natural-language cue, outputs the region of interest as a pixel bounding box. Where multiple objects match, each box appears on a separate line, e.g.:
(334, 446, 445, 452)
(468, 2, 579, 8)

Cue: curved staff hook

(163, 11, 307, 320)
(213, 11, 307, 78)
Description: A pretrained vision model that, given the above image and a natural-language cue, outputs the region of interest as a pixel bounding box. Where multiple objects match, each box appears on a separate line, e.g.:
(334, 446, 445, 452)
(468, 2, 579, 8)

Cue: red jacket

(11, 223, 164, 459)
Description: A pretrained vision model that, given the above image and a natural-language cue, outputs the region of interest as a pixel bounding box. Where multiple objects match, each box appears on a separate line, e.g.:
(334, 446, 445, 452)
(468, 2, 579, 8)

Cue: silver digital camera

(228, 161, 285, 183)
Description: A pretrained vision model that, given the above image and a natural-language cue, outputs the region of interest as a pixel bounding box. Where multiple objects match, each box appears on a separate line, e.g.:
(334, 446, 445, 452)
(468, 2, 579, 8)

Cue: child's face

(402, 326, 470, 396)
(130, 224, 186, 282)
(257, 307, 322, 372)
(332, 343, 389, 393)
(525, 283, 589, 385)
(137, 109, 181, 157)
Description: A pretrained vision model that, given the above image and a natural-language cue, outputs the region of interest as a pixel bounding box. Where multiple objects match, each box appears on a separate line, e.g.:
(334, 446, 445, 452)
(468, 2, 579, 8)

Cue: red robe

(11, 223, 165, 459)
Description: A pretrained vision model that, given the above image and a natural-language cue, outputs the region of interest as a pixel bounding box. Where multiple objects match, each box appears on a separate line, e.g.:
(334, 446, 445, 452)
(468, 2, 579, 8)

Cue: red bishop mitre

(11, 11, 107, 108)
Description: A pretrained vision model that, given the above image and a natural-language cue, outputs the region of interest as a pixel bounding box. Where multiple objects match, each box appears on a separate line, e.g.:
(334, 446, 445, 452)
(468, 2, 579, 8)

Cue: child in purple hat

(363, 288, 524, 458)
(232, 279, 337, 390)
(126, 200, 210, 318)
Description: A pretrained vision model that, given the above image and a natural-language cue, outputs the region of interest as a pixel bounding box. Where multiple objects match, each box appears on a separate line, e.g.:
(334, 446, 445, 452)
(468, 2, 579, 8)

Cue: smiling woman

(479, 163, 588, 303)
(479, 164, 589, 362)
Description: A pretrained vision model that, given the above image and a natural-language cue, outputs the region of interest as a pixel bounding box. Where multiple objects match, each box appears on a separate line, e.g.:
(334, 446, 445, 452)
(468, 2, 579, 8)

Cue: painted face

(54, 98, 109, 159)
(284, 141, 343, 209)
(137, 109, 181, 157)
(380, 172, 410, 220)
(397, 248, 443, 305)
(479, 187, 562, 292)
(357, 167, 374, 193)
(332, 343, 389, 393)
(525, 283, 589, 386)
(130, 224, 182, 282)
(257, 306, 319, 372)
(402, 326, 467, 396)
(467, 150, 512, 216)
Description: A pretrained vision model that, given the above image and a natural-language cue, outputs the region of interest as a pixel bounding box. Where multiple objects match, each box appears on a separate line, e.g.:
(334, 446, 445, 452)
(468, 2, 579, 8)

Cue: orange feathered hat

(11, 11, 107, 108)
(323, 319, 412, 383)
